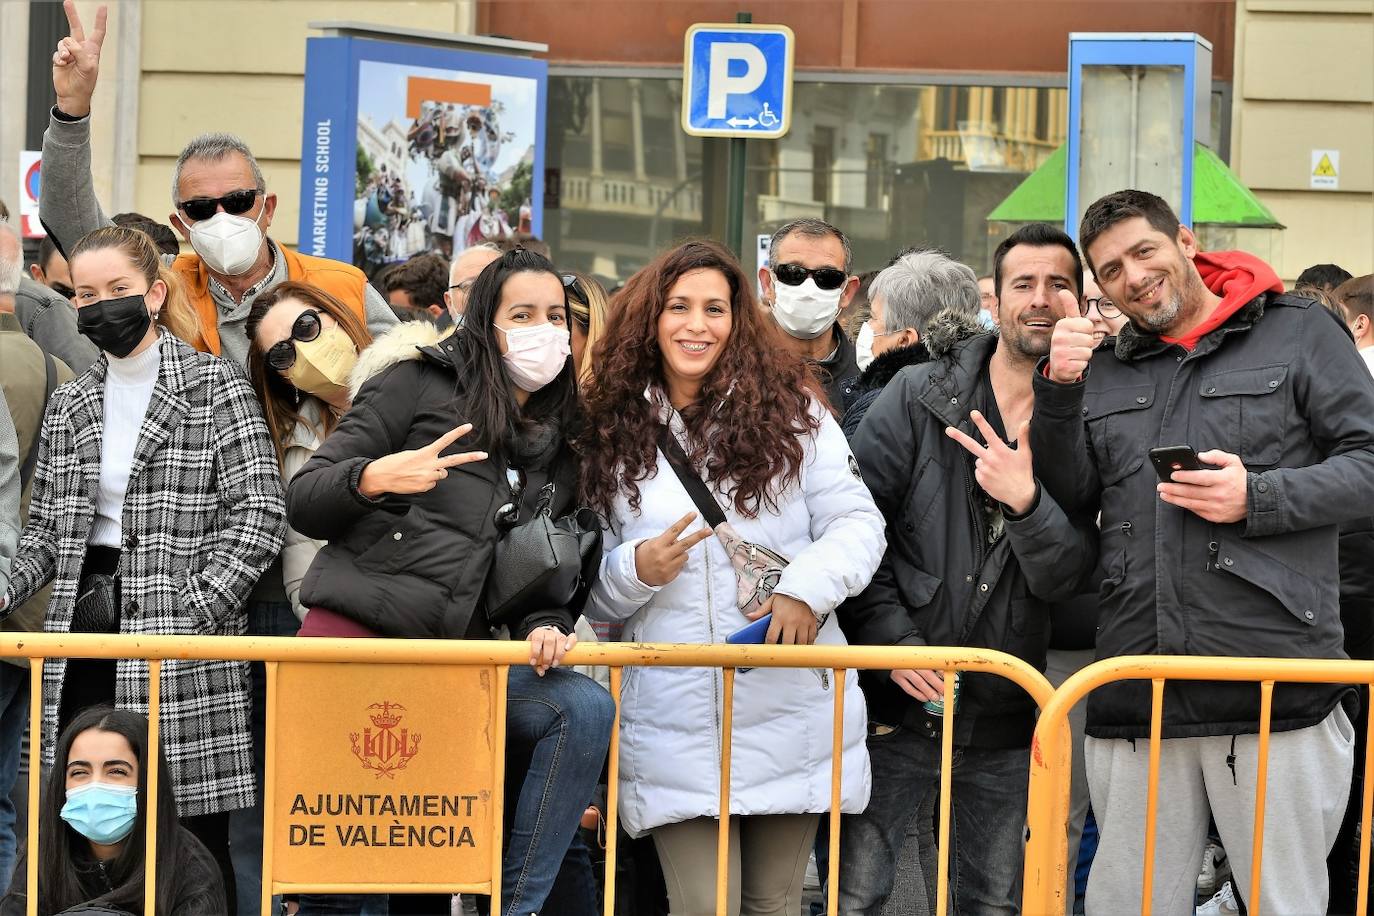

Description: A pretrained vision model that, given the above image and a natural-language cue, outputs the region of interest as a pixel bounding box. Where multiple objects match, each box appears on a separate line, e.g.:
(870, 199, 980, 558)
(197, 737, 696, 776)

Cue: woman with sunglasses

(285, 248, 615, 916)
(579, 240, 884, 916)
(565, 271, 611, 386)
(0, 226, 286, 912)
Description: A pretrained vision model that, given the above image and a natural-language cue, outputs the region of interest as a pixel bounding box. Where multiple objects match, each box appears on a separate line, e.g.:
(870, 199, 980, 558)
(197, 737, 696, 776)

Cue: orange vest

(172, 246, 370, 355)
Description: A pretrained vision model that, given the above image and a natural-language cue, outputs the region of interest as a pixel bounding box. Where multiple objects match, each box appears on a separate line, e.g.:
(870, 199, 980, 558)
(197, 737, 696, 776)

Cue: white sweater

(89, 338, 162, 548)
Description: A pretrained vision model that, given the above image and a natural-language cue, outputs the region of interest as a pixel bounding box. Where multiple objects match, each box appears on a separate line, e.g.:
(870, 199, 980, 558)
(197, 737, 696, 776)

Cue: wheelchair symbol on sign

(757, 103, 780, 128)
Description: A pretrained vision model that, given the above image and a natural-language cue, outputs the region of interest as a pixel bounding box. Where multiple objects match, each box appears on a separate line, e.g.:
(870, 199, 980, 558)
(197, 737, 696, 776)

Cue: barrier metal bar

(603, 666, 622, 916)
(491, 664, 509, 904)
(936, 673, 955, 916)
(716, 667, 736, 916)
(826, 667, 844, 916)
(1250, 681, 1275, 916)
(4, 636, 1052, 910)
(24, 661, 41, 916)
(1025, 655, 1374, 916)
(144, 660, 162, 916)
(1139, 678, 1164, 915)
(1360, 694, 1374, 916)
(261, 661, 279, 916)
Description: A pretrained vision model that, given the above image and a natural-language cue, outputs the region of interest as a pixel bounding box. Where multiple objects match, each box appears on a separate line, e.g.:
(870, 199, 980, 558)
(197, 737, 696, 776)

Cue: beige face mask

(285, 326, 358, 402)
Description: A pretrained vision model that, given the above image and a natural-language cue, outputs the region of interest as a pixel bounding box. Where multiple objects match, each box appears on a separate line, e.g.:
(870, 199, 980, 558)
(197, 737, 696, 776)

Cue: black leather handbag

(486, 483, 603, 625)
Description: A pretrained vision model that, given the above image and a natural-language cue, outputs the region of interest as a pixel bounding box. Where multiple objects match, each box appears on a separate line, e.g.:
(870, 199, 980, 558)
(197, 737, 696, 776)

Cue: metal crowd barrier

(0, 634, 1054, 916)
(1023, 656, 1374, 916)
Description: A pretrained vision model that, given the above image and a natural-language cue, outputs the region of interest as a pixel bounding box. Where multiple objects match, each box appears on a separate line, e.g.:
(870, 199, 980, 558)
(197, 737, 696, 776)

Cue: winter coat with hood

(840, 340, 933, 438)
(1031, 251, 1374, 739)
(285, 328, 579, 639)
(584, 394, 885, 838)
(842, 308, 1099, 749)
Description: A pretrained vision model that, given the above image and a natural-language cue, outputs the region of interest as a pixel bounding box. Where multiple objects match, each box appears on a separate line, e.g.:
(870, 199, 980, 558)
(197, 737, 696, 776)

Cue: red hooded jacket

(1162, 250, 1284, 351)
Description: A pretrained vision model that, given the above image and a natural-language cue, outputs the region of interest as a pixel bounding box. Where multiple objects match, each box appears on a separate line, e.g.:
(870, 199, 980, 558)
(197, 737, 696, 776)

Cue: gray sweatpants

(1084, 704, 1355, 916)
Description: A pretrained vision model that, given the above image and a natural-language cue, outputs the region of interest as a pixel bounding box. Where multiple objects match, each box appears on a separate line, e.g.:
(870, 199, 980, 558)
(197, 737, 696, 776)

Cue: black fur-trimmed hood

(922, 306, 989, 359)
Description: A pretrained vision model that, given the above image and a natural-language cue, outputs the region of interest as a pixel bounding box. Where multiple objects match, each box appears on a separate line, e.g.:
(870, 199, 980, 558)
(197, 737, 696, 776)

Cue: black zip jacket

(841, 320, 1098, 748)
(286, 338, 579, 639)
(1030, 292, 1374, 739)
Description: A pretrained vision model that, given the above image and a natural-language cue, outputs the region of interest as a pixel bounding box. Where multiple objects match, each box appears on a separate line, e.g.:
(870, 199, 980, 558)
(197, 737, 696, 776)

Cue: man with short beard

(838, 223, 1097, 915)
(1033, 189, 1374, 914)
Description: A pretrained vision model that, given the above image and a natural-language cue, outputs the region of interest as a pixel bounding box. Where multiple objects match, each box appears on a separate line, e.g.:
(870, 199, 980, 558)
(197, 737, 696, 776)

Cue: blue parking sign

(682, 23, 794, 139)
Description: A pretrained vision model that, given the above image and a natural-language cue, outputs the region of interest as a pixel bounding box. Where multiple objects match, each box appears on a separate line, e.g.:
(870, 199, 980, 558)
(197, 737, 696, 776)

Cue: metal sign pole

(724, 11, 752, 257)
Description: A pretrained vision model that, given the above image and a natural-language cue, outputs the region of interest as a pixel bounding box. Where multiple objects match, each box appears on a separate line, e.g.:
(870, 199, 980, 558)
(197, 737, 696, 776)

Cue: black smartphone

(1149, 445, 1203, 482)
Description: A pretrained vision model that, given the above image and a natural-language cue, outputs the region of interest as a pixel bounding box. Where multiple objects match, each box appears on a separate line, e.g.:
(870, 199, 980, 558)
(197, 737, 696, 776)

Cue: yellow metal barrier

(1023, 656, 1374, 916)
(0, 634, 1052, 916)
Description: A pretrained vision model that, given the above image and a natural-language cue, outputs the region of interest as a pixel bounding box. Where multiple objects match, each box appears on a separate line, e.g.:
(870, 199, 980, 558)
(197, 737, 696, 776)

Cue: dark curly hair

(578, 239, 822, 519)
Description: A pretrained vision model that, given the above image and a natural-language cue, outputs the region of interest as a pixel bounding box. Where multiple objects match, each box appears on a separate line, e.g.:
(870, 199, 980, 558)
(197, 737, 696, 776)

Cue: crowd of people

(0, 3, 1372, 916)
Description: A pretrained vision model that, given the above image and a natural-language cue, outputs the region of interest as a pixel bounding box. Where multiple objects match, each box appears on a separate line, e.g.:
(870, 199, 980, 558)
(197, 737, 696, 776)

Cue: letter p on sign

(707, 43, 766, 119)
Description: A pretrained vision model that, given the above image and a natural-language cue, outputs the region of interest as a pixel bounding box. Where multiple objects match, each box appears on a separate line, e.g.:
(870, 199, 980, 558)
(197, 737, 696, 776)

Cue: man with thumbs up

(1031, 189, 1374, 915)
(837, 224, 1098, 915)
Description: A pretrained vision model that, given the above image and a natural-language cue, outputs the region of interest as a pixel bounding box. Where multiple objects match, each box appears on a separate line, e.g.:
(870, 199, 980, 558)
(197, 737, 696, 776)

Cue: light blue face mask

(61, 781, 138, 845)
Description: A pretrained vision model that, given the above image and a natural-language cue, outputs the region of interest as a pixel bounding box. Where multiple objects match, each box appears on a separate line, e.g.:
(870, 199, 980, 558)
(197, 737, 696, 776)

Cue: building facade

(1, 0, 1368, 283)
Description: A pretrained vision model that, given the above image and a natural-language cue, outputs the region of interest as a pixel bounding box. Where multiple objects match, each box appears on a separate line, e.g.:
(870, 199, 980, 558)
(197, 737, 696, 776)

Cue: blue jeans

(838, 721, 1029, 915)
(499, 664, 614, 915)
(386, 665, 614, 916)
(0, 664, 29, 885)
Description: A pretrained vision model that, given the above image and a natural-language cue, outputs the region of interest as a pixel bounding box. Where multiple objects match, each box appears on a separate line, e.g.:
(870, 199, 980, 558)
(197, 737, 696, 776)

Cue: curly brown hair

(578, 239, 823, 519)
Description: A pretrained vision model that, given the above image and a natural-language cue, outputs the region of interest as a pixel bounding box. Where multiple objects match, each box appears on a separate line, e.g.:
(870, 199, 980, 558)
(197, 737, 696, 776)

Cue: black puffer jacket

(286, 337, 579, 639)
(1031, 291, 1374, 739)
(841, 312, 1098, 748)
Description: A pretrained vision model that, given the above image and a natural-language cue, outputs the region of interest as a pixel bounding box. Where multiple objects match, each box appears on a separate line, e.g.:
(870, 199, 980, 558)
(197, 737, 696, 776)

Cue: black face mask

(76, 295, 154, 359)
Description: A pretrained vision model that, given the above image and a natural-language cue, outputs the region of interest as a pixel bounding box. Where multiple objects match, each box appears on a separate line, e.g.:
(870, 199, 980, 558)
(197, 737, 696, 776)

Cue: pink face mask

(496, 322, 571, 392)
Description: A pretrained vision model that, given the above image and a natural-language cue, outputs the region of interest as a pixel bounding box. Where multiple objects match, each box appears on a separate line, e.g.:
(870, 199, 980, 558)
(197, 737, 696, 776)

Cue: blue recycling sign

(682, 23, 794, 139)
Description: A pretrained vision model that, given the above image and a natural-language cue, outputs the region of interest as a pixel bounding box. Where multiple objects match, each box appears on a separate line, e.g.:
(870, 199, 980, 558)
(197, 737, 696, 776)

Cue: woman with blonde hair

(0, 225, 286, 910)
(565, 271, 610, 385)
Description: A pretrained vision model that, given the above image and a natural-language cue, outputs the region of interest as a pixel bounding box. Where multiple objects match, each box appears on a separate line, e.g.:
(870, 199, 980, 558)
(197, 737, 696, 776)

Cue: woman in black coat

(286, 248, 615, 916)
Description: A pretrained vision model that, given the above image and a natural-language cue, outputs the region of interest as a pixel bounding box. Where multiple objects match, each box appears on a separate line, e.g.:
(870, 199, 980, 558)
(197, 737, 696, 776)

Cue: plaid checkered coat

(3, 333, 285, 817)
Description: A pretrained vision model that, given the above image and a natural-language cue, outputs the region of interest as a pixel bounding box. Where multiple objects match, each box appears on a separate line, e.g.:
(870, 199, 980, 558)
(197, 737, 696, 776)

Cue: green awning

(986, 145, 1067, 223)
(987, 143, 1284, 228)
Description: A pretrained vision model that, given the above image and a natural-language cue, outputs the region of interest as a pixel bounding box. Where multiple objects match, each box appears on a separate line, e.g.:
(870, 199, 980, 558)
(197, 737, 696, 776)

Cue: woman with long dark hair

(2, 706, 225, 915)
(579, 239, 884, 916)
(286, 248, 615, 915)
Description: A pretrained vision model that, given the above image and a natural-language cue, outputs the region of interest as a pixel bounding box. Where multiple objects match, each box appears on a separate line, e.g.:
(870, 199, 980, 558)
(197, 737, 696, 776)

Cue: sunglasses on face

(772, 263, 848, 291)
(49, 282, 76, 300)
(1085, 296, 1121, 319)
(178, 188, 261, 223)
(265, 309, 322, 371)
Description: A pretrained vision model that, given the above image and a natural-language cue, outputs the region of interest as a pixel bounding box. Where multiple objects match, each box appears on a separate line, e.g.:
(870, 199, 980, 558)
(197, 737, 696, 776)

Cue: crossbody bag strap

(656, 426, 727, 529)
(18, 351, 57, 489)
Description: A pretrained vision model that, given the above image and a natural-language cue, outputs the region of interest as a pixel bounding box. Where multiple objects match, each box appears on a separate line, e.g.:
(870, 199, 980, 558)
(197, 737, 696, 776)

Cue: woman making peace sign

(285, 248, 614, 916)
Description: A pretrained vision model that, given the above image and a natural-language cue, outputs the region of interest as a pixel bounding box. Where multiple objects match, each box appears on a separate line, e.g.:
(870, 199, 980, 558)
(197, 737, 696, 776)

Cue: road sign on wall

(682, 23, 793, 139)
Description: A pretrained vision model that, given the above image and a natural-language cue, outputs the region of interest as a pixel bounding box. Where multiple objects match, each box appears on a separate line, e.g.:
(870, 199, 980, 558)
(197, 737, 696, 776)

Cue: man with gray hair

(445, 241, 503, 324)
(760, 217, 862, 407)
(41, 1, 394, 366)
(841, 249, 982, 437)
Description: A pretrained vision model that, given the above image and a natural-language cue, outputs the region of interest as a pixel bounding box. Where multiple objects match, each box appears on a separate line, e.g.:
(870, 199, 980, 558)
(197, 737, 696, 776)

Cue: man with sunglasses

(760, 218, 863, 408)
(40, 1, 396, 367)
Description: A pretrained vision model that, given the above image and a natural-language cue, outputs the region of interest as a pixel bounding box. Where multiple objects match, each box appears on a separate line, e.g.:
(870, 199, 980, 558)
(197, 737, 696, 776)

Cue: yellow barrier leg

(1139, 678, 1165, 916)
(717, 668, 735, 916)
(935, 671, 955, 916)
(1248, 681, 1274, 916)
(604, 668, 622, 916)
(145, 659, 162, 916)
(1359, 693, 1374, 916)
(25, 661, 42, 916)
(261, 662, 278, 916)
(826, 668, 844, 916)
(492, 665, 509, 906)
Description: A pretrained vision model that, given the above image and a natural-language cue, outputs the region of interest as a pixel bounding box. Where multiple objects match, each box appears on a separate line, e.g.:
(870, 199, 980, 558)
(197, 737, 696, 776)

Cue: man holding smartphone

(1033, 189, 1374, 914)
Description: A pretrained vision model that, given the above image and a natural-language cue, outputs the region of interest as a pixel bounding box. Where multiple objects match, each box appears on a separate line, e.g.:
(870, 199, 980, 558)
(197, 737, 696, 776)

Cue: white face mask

(496, 322, 571, 393)
(770, 275, 844, 340)
(185, 209, 266, 277)
(855, 321, 875, 371)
